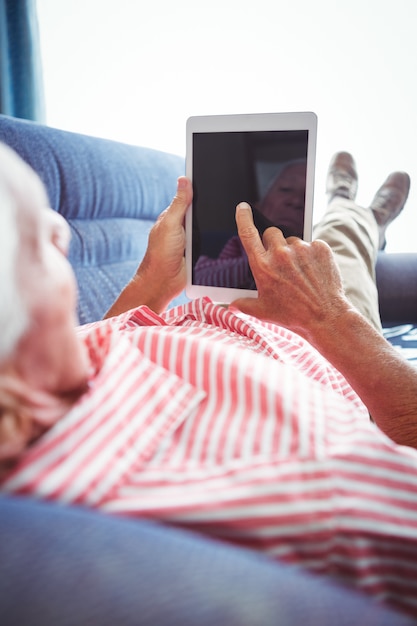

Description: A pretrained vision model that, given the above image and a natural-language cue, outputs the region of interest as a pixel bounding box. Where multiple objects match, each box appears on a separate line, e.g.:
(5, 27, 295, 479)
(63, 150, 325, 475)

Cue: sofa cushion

(68, 217, 154, 322)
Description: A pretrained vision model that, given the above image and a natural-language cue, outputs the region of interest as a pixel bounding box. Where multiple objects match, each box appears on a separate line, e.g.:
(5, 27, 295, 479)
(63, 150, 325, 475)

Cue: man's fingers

(262, 226, 287, 249)
(235, 202, 265, 260)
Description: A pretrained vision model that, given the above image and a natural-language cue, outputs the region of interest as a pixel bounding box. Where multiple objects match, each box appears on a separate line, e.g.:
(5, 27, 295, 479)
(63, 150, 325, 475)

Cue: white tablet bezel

(185, 111, 317, 303)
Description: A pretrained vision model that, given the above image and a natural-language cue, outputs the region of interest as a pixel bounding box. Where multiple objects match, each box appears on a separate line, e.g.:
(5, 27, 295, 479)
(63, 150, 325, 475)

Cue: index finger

(235, 202, 266, 261)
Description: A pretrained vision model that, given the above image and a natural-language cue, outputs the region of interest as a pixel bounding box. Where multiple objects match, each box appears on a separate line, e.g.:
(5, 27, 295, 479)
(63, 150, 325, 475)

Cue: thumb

(167, 176, 192, 220)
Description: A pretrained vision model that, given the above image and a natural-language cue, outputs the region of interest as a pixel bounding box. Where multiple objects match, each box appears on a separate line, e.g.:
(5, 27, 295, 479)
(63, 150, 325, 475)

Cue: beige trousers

(313, 198, 382, 332)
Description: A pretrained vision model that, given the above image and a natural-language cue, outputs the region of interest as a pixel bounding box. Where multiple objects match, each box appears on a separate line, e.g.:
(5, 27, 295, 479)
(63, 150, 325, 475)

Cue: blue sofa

(0, 114, 416, 625)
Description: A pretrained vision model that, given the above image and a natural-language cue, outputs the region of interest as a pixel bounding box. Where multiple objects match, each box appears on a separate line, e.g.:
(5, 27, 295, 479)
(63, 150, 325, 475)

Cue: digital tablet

(185, 111, 317, 303)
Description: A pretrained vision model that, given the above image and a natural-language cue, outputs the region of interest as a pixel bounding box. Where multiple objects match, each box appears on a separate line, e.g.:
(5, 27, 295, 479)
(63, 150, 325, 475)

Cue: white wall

(37, 0, 417, 252)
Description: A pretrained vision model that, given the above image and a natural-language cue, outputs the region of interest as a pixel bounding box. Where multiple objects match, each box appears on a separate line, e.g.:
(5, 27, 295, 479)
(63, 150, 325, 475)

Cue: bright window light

(37, 0, 417, 252)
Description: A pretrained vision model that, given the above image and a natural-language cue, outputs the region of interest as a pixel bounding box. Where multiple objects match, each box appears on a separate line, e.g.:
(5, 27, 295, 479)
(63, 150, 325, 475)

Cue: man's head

(0, 142, 78, 357)
(0, 143, 89, 467)
(257, 160, 307, 238)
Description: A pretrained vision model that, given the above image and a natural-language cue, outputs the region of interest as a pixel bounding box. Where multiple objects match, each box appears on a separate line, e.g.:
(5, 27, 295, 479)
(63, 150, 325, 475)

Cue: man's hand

(136, 176, 192, 304)
(232, 203, 417, 449)
(231, 202, 352, 338)
(104, 177, 192, 317)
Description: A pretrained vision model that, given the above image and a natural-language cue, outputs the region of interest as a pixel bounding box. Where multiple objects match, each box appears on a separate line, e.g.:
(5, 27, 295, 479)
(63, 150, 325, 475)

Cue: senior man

(1, 142, 417, 618)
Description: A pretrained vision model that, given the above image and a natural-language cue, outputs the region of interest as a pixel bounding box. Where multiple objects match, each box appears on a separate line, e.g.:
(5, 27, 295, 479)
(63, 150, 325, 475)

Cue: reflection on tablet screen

(192, 130, 309, 290)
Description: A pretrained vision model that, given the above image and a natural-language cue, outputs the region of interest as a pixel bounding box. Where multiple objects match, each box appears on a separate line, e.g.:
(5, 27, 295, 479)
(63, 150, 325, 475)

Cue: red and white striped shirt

(2, 298, 417, 618)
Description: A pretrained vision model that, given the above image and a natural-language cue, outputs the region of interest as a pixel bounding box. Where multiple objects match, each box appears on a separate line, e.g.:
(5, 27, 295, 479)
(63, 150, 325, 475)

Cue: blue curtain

(0, 0, 45, 121)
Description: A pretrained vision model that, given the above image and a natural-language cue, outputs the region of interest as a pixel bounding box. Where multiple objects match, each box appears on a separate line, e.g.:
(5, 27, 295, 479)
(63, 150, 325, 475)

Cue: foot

(326, 152, 358, 201)
(370, 172, 411, 249)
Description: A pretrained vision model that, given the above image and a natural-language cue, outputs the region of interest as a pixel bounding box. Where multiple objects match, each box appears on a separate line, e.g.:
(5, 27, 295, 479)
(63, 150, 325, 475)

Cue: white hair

(0, 179, 29, 362)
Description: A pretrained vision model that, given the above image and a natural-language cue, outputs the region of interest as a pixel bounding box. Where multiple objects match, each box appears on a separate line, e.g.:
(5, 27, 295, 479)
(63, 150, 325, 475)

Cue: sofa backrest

(0, 114, 185, 323)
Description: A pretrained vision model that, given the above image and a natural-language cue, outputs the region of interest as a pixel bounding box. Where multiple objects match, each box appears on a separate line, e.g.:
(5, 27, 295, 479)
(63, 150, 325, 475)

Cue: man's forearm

(304, 306, 417, 448)
(103, 273, 169, 319)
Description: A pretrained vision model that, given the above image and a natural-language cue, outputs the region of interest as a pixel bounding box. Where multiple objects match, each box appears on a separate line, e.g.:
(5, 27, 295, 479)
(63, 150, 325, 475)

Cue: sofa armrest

(0, 496, 411, 626)
(0, 114, 187, 323)
(0, 114, 184, 221)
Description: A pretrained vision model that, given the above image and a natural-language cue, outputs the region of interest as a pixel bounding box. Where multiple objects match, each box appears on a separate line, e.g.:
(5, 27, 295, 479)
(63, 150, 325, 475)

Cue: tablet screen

(186, 113, 317, 301)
